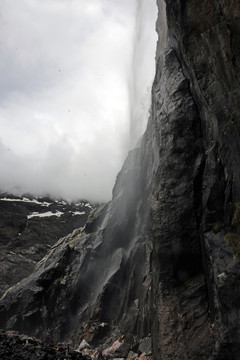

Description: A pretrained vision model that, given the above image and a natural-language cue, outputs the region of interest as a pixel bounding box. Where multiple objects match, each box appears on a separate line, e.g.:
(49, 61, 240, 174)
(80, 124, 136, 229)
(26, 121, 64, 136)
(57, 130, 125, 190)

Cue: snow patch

(27, 211, 64, 219)
(75, 202, 92, 209)
(1, 197, 52, 207)
(72, 211, 85, 216)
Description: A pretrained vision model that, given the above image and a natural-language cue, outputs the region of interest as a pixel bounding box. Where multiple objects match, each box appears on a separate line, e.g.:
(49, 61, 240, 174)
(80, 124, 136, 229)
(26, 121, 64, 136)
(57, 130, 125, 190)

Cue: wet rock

(139, 337, 151, 355)
(126, 351, 138, 360)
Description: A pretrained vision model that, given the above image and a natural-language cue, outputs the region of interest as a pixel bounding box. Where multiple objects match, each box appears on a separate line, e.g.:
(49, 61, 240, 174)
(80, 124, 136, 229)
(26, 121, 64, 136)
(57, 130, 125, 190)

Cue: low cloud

(0, 0, 157, 202)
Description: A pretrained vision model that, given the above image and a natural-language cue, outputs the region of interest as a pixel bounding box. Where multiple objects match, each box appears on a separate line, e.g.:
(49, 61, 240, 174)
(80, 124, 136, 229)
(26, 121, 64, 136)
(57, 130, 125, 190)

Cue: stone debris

(102, 338, 124, 357)
(137, 353, 151, 360)
(68, 324, 152, 360)
(77, 339, 90, 351)
(126, 351, 138, 360)
(0, 330, 89, 359)
(0, 324, 153, 360)
(0, 311, 155, 360)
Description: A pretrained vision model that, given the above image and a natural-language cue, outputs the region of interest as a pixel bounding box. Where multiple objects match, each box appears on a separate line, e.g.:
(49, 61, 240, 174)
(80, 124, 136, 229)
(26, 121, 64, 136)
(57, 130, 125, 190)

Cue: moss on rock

(212, 222, 224, 234)
(232, 201, 240, 227)
(224, 232, 240, 259)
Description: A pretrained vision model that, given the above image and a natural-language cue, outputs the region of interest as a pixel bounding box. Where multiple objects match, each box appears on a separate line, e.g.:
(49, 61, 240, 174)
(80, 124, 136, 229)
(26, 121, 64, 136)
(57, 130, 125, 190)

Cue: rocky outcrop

(0, 194, 93, 296)
(1, 1, 240, 359)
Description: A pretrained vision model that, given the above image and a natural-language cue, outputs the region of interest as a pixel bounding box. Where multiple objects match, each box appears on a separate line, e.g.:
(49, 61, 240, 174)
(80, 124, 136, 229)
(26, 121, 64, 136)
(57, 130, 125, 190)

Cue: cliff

(1, 1, 240, 359)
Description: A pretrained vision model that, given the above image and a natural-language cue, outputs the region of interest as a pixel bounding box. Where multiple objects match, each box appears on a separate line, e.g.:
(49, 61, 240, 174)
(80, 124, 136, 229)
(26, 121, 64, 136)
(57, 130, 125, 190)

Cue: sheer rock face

(1, 1, 240, 359)
(154, 0, 240, 358)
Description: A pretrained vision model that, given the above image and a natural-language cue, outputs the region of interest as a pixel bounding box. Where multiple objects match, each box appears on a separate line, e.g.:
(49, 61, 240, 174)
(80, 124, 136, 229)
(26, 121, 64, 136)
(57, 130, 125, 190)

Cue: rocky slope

(1, 1, 240, 359)
(0, 193, 93, 297)
(0, 330, 89, 360)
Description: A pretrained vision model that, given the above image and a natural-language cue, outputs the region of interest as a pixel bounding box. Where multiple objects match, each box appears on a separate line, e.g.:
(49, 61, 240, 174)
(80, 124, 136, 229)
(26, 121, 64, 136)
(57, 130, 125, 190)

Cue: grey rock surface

(1, 1, 240, 359)
(0, 194, 93, 297)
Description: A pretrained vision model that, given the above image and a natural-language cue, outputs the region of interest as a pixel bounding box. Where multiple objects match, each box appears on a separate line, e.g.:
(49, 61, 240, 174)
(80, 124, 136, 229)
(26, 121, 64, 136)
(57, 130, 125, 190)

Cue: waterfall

(129, 0, 158, 147)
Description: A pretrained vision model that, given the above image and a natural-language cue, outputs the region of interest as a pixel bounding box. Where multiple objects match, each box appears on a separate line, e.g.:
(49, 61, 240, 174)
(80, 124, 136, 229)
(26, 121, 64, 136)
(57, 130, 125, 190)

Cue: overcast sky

(0, 0, 157, 202)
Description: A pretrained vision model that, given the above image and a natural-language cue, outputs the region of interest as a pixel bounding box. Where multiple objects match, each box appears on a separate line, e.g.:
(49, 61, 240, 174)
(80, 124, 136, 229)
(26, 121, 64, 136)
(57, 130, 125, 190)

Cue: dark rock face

(152, 0, 240, 358)
(0, 194, 93, 297)
(0, 330, 88, 360)
(1, 1, 240, 359)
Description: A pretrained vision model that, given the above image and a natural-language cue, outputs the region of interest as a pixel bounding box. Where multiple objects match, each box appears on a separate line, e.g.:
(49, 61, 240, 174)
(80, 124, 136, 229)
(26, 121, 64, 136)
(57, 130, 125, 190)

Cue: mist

(0, 0, 157, 202)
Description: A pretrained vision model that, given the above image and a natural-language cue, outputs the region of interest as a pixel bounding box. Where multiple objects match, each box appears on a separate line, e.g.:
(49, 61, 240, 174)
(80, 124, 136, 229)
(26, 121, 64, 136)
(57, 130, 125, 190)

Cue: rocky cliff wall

(151, 0, 240, 358)
(1, 1, 240, 359)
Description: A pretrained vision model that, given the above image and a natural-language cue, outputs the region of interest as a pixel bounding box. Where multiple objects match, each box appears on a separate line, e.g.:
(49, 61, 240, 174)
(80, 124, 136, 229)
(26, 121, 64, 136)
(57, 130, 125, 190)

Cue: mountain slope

(0, 194, 93, 297)
(1, 1, 240, 359)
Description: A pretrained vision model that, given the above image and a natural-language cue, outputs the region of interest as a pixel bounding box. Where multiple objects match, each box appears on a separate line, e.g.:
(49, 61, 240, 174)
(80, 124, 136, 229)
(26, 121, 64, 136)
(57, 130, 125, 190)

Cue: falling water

(0, 0, 158, 202)
(129, 0, 158, 147)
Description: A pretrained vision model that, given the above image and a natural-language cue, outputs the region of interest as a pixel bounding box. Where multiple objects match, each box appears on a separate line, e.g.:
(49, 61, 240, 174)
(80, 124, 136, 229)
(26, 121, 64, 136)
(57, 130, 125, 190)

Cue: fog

(0, 0, 157, 202)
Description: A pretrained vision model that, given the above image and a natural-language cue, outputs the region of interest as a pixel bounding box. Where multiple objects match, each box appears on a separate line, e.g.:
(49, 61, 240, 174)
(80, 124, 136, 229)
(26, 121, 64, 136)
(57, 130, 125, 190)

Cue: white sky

(0, 0, 157, 202)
